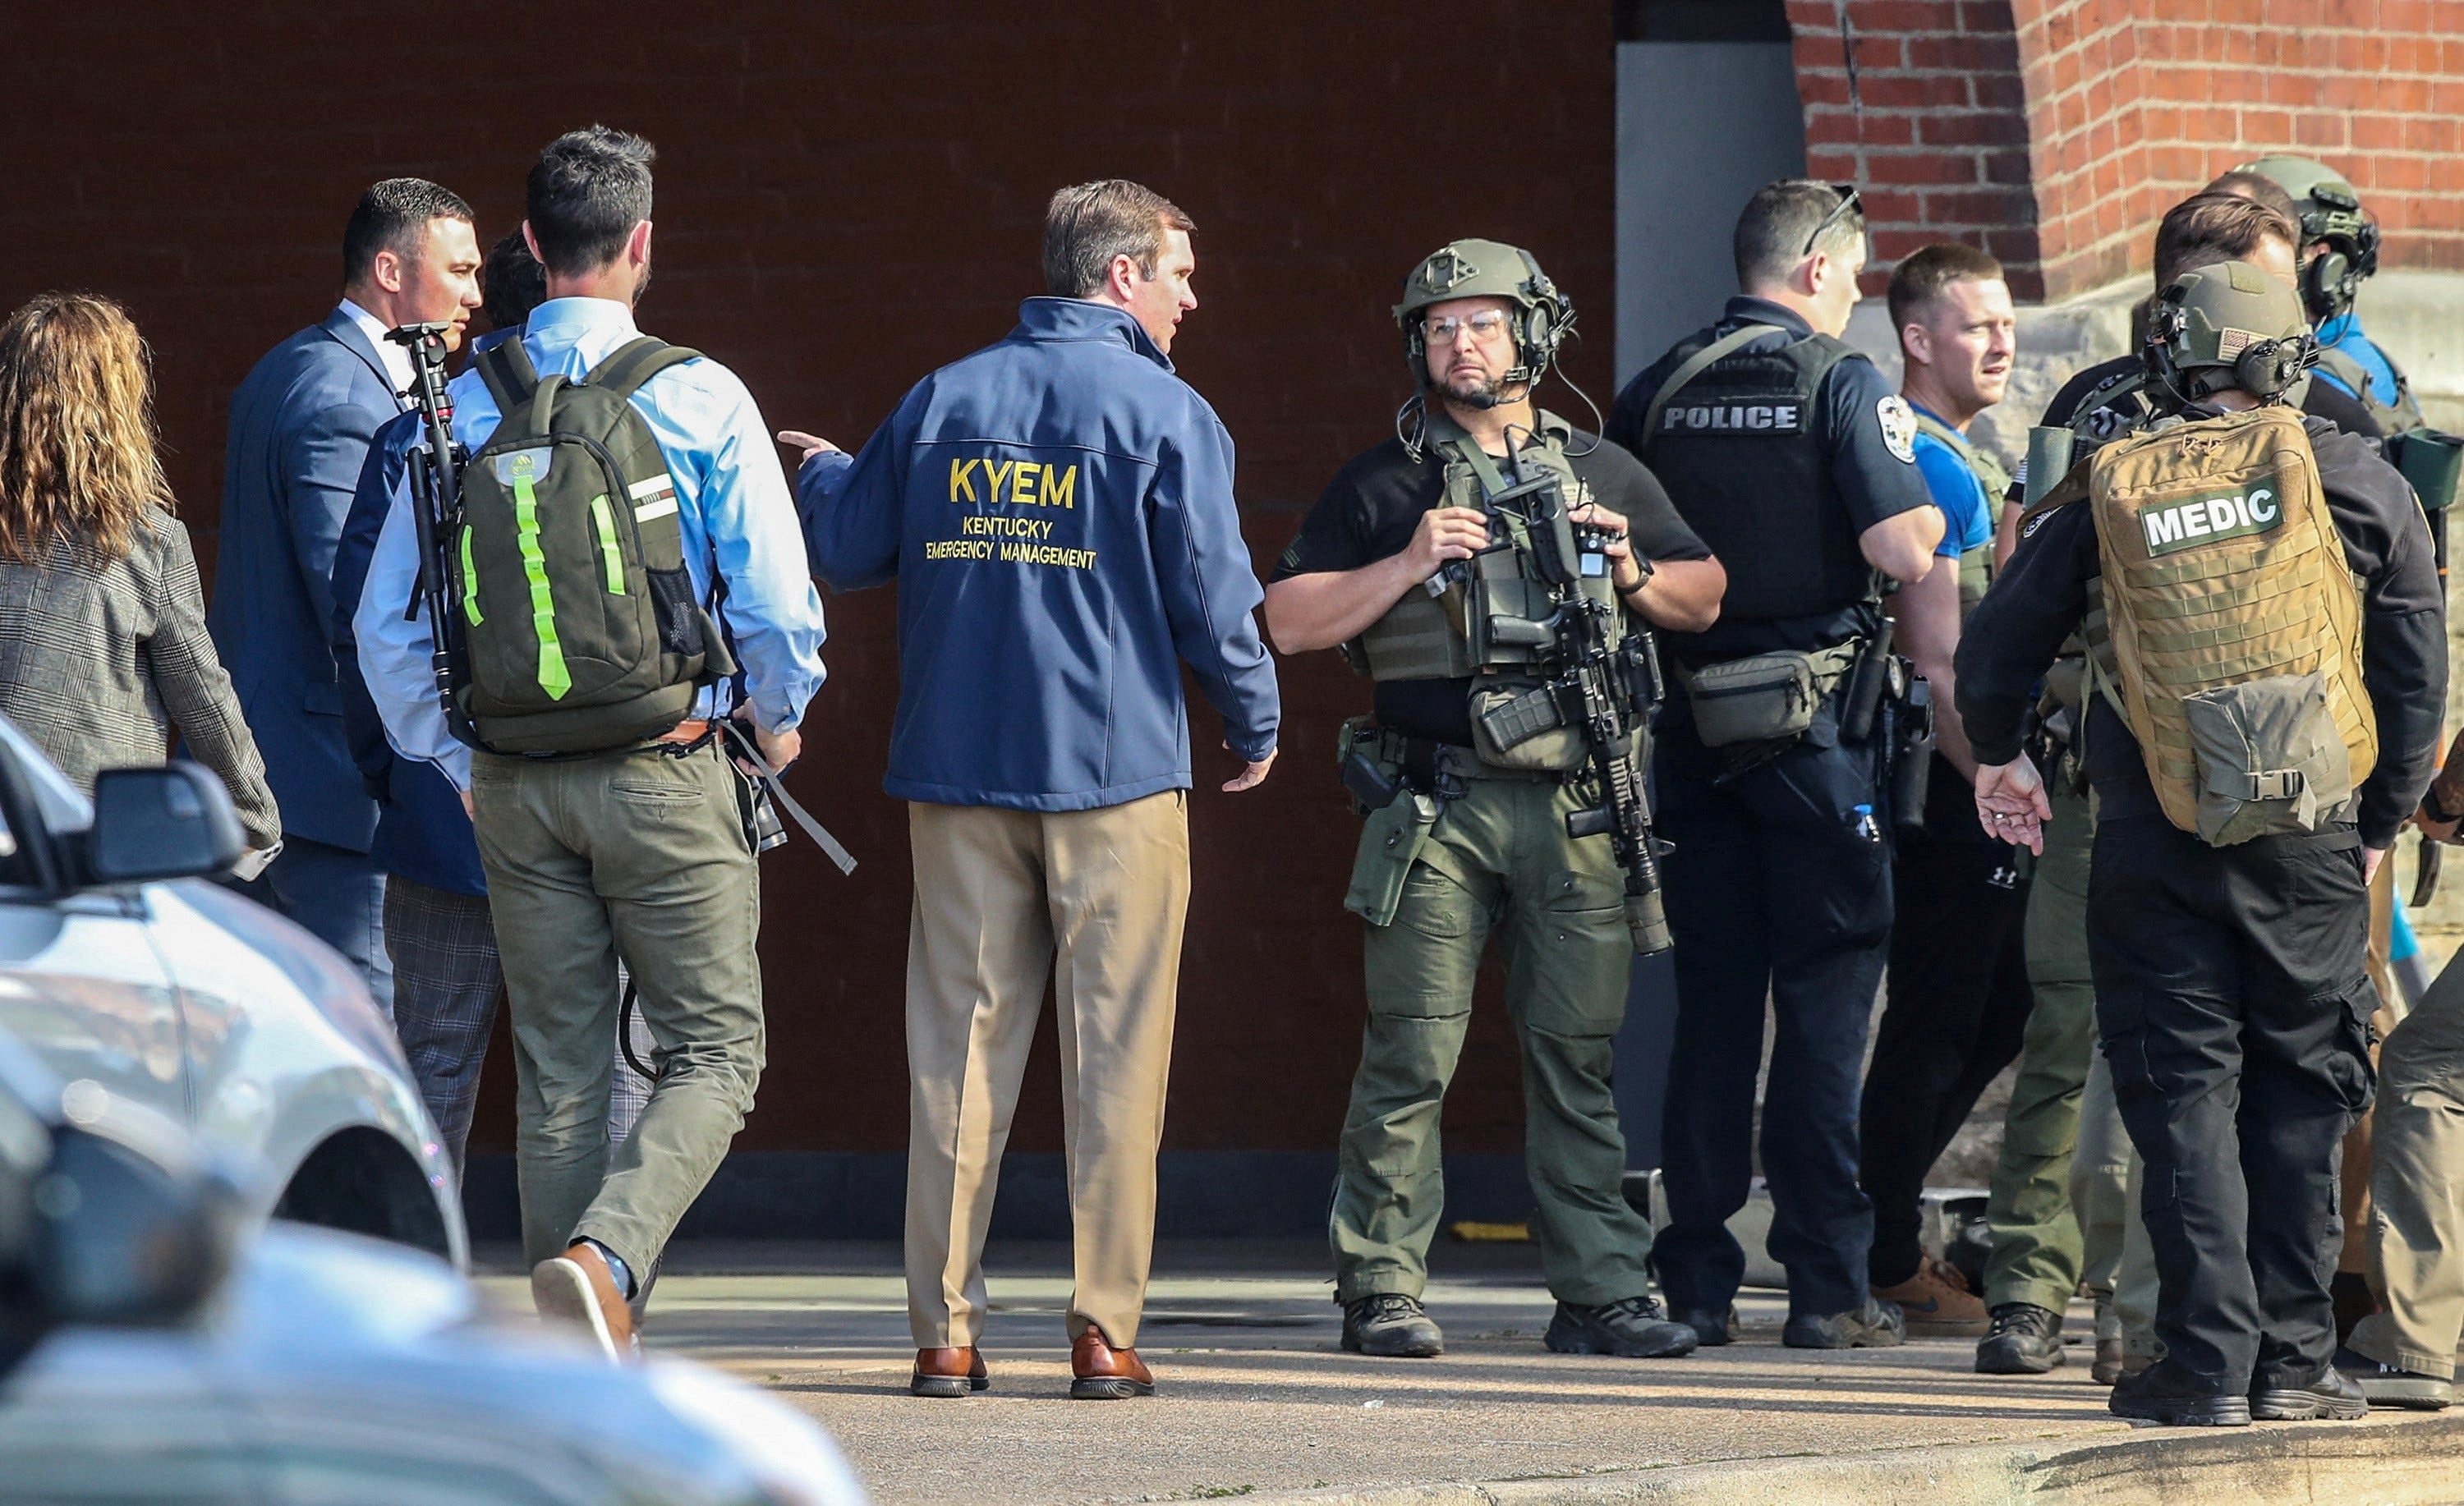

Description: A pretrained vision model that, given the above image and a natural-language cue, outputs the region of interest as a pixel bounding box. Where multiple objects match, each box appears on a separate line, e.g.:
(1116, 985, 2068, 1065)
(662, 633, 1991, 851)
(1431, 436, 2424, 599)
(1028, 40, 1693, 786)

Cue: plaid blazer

(0, 511, 281, 849)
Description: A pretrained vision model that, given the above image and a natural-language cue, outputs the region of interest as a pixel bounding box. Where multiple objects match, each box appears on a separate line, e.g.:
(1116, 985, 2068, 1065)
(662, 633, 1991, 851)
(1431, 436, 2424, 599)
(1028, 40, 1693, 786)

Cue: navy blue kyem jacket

(799, 298, 1278, 810)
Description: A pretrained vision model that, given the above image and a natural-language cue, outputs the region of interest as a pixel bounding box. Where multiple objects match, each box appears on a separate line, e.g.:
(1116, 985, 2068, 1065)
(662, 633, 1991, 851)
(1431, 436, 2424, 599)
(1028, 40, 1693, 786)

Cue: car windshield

(0, 714, 94, 834)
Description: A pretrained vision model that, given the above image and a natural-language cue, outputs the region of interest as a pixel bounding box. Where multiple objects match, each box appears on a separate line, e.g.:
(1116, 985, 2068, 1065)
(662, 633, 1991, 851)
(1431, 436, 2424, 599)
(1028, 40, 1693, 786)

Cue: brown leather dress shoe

(910, 1346, 990, 1398)
(1070, 1325, 1155, 1400)
(531, 1242, 637, 1363)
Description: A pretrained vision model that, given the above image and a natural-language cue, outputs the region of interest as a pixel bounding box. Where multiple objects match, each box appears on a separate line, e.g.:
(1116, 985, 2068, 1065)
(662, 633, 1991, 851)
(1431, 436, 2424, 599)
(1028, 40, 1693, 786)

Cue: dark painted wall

(0, 4, 1616, 1160)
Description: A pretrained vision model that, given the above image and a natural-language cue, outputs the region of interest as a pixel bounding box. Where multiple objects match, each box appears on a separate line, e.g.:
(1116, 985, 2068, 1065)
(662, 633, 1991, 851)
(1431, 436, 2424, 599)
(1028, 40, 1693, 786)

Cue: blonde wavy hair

(0, 293, 175, 565)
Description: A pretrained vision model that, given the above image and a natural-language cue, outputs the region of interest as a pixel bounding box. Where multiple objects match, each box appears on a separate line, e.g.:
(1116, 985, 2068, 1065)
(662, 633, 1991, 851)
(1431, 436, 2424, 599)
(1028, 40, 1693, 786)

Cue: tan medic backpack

(2082, 404, 2375, 845)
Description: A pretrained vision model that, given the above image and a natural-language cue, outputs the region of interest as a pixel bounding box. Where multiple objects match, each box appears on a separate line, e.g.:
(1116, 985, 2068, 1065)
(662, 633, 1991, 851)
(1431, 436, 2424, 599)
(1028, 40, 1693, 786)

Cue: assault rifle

(384, 321, 478, 746)
(1472, 442, 1674, 954)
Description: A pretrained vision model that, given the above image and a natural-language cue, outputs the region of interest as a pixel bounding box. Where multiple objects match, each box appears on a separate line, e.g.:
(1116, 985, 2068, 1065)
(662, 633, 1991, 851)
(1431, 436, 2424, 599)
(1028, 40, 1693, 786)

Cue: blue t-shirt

(1907, 403, 1996, 560)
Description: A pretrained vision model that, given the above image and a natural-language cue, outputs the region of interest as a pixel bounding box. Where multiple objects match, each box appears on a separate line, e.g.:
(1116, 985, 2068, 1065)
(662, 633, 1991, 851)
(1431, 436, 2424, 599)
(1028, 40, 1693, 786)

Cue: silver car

(0, 1026, 865, 1506)
(0, 713, 462, 1265)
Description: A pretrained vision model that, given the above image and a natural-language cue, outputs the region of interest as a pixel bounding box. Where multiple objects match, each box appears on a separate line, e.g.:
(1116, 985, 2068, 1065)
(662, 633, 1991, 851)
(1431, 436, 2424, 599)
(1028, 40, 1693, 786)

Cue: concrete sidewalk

(479, 1239, 2462, 1504)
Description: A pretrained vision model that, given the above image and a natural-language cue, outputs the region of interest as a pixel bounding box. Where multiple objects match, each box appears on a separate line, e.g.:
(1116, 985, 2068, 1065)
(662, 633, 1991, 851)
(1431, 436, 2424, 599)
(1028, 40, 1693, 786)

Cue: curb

(1243, 1411, 2464, 1505)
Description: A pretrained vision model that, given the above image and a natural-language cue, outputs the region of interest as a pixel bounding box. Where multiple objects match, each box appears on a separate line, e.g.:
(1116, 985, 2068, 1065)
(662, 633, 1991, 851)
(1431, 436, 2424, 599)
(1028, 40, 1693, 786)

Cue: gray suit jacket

(0, 512, 281, 849)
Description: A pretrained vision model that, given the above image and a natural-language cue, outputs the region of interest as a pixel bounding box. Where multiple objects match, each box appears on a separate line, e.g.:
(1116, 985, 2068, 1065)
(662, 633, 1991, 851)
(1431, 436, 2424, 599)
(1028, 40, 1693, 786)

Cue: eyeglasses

(1804, 183, 1863, 256)
(1422, 310, 1515, 345)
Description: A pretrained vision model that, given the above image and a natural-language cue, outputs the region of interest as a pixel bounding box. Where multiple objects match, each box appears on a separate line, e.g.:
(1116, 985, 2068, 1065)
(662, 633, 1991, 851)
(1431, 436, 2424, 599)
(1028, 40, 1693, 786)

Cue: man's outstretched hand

(1223, 741, 1276, 792)
(1974, 753, 2052, 855)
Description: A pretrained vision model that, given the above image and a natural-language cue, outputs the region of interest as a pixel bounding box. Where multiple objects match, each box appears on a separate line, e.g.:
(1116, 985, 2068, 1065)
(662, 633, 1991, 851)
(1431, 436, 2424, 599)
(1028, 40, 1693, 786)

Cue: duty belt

(1368, 728, 1559, 799)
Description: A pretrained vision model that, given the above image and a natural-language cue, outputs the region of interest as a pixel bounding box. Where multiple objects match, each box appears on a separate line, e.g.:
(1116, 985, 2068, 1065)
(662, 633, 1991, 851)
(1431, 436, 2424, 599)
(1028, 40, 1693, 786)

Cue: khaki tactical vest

(2069, 405, 2376, 844)
(1912, 411, 2010, 619)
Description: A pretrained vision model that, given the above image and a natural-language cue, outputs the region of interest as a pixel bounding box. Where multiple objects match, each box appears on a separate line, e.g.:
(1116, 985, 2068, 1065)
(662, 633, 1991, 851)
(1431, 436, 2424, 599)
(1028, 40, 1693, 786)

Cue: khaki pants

(2338, 860, 2404, 1275)
(903, 791, 1189, 1350)
(2347, 956, 2464, 1379)
(471, 739, 764, 1279)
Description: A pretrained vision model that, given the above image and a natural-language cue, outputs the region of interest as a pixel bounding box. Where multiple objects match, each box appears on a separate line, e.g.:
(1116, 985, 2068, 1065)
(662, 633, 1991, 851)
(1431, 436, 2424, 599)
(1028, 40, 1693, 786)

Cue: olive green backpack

(453, 337, 733, 755)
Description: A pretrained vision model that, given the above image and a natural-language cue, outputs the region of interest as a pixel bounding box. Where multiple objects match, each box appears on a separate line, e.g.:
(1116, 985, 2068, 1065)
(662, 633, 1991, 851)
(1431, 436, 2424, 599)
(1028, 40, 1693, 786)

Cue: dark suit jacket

(208, 308, 402, 852)
(330, 406, 488, 897)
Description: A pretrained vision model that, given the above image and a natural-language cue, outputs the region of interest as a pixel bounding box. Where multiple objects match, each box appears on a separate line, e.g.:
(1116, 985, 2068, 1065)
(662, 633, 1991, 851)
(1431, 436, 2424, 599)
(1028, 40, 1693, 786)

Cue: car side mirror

(85, 765, 245, 886)
(30, 1121, 240, 1334)
(0, 1078, 242, 1381)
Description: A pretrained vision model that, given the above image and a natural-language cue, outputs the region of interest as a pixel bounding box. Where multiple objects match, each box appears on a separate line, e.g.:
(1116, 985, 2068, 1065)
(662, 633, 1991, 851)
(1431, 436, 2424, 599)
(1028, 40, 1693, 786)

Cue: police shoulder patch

(1876, 395, 1919, 464)
(2020, 503, 2063, 540)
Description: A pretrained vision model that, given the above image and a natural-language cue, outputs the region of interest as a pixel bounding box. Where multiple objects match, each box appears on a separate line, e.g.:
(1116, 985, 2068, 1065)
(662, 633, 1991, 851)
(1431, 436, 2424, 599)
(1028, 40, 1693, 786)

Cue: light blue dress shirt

(356, 297, 825, 790)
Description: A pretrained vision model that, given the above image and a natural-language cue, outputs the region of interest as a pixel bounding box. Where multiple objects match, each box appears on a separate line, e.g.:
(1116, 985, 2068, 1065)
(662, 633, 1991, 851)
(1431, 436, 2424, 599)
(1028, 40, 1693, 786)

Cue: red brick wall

(0, 5, 1616, 1156)
(1787, 0, 2464, 303)
(1787, 2, 2045, 297)
(2016, 0, 2464, 299)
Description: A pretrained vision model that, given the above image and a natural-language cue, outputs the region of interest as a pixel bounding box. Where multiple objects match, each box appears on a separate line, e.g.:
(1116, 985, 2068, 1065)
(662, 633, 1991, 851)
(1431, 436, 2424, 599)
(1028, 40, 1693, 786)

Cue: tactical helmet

(2145, 259, 2317, 407)
(2236, 154, 2379, 322)
(1395, 239, 1574, 391)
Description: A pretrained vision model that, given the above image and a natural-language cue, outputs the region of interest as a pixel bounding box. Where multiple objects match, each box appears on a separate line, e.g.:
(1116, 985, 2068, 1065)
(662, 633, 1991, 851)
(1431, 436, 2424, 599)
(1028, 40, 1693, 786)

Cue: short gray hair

(1733, 179, 1864, 290)
(1042, 180, 1195, 298)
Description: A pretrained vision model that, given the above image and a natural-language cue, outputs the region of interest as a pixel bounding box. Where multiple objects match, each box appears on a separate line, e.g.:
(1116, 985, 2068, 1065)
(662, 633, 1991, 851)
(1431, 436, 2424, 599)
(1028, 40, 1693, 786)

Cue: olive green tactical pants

(1330, 775, 1657, 1307)
(471, 739, 764, 1279)
(1983, 784, 2133, 1316)
(2348, 957, 2464, 1380)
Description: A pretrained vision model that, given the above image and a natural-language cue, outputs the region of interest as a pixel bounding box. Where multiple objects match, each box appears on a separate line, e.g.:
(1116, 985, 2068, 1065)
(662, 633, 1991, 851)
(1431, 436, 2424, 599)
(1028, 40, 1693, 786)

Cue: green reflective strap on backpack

(458, 528, 482, 626)
(510, 473, 571, 701)
(450, 335, 712, 755)
(588, 494, 627, 595)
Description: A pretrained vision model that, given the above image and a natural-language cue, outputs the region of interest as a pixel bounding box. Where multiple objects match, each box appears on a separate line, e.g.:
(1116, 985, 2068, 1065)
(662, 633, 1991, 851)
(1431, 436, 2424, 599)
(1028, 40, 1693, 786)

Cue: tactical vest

(1637, 327, 1868, 622)
(1349, 409, 1616, 678)
(1347, 409, 1629, 769)
(2056, 406, 2376, 845)
(1912, 411, 2009, 619)
(2315, 345, 2427, 437)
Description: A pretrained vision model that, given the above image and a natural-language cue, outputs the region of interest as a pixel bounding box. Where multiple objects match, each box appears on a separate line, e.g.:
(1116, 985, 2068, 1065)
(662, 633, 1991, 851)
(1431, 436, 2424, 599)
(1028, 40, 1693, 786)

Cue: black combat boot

(1341, 1293, 1444, 1357)
(1544, 1297, 1699, 1358)
(2251, 1367, 2368, 1421)
(1974, 1302, 2066, 1375)
(2108, 1362, 2251, 1426)
(1672, 1304, 1739, 1348)
(1782, 1297, 1905, 1349)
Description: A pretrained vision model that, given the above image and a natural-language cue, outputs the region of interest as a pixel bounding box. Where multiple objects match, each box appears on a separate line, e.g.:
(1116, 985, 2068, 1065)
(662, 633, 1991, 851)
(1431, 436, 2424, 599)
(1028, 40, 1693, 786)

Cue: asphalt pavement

(476, 1237, 2462, 1504)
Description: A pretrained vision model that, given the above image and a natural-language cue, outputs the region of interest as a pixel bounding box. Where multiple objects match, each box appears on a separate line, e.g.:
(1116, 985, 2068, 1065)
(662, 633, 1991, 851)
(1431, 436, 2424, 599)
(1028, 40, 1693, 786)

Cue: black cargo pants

(2088, 813, 2377, 1395)
(1656, 702, 1893, 1320)
(1858, 753, 2034, 1288)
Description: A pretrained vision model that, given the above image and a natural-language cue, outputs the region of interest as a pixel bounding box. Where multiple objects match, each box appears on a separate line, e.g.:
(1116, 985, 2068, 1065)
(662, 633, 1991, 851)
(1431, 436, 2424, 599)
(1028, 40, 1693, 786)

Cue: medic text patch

(2138, 484, 2283, 557)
